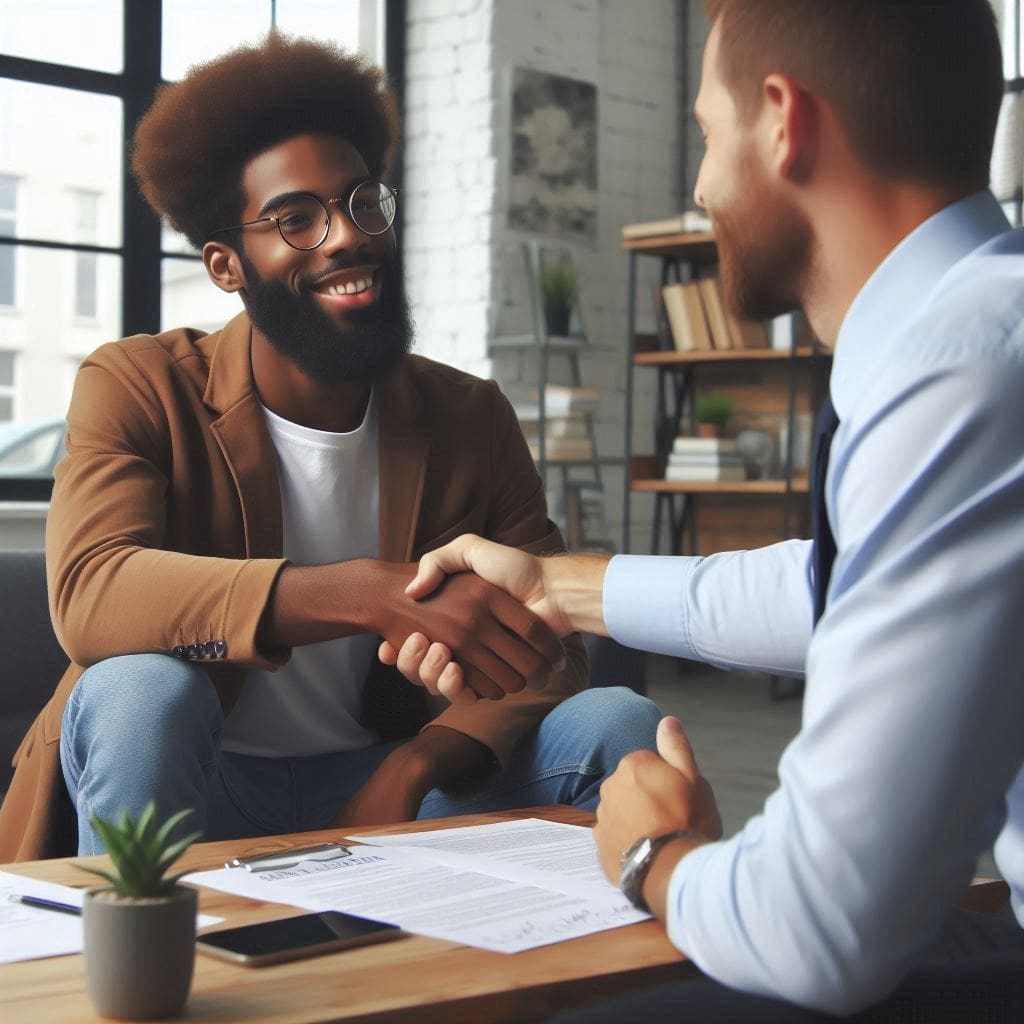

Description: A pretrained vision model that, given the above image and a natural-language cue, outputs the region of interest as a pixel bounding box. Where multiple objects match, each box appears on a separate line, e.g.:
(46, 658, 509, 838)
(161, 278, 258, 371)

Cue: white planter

(82, 885, 197, 1020)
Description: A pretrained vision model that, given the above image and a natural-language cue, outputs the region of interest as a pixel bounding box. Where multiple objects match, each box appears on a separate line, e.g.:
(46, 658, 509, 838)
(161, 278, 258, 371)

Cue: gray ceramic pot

(83, 885, 197, 1020)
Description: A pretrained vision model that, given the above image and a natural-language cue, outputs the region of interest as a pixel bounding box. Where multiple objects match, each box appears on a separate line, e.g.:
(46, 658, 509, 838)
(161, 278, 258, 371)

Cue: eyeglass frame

(208, 178, 400, 249)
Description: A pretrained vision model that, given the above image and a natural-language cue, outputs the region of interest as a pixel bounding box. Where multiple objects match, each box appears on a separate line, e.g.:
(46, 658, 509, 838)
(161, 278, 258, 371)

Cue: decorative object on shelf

(79, 801, 200, 1021)
(735, 429, 776, 480)
(694, 392, 734, 438)
(539, 259, 578, 337)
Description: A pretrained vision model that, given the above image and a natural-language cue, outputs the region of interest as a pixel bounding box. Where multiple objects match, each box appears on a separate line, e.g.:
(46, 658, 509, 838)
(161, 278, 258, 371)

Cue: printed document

(185, 819, 648, 953)
(0, 870, 221, 964)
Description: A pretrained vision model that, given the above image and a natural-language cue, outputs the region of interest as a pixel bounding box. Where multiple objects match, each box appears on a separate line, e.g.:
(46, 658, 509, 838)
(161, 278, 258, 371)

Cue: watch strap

(620, 828, 702, 913)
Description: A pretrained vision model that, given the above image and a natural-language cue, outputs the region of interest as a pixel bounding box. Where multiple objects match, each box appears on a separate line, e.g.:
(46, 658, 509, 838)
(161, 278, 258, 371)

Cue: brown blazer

(0, 311, 585, 862)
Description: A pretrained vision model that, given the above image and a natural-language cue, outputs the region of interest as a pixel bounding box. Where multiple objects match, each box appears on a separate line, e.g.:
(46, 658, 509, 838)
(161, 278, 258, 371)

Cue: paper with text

(185, 821, 648, 953)
(0, 870, 222, 964)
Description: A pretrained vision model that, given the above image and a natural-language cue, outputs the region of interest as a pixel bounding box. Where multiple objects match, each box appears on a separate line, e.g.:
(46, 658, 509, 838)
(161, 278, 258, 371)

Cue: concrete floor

(642, 654, 999, 878)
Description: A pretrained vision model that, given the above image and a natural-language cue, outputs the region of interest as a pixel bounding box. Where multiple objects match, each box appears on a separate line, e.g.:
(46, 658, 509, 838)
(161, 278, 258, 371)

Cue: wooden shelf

(621, 231, 718, 262)
(631, 477, 809, 495)
(634, 346, 821, 366)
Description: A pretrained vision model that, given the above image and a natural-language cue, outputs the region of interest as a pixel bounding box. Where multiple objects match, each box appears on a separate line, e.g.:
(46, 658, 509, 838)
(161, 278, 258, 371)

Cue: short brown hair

(703, 0, 1002, 191)
(132, 32, 400, 249)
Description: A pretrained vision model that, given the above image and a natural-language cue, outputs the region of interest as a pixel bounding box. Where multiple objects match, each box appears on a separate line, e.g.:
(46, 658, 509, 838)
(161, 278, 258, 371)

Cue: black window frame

(0, 0, 405, 503)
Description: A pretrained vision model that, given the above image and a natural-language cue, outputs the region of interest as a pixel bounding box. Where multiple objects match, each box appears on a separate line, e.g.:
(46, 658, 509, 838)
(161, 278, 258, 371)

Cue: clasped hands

(379, 534, 570, 705)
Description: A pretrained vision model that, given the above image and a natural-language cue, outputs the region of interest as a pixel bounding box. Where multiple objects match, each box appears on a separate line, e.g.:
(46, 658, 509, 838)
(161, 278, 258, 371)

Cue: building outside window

(72, 190, 101, 321)
(0, 174, 16, 308)
(0, 350, 14, 420)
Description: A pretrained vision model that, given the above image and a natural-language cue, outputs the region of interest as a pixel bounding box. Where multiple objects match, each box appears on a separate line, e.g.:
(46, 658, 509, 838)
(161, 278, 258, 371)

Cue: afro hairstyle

(131, 31, 400, 250)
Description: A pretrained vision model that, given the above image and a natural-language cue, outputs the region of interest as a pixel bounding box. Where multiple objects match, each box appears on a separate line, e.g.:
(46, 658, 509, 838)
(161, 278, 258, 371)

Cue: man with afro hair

(0, 33, 660, 860)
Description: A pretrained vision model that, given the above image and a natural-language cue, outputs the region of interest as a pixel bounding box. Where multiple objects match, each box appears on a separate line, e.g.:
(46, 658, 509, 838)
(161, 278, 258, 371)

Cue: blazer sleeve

(417, 381, 588, 769)
(46, 348, 288, 671)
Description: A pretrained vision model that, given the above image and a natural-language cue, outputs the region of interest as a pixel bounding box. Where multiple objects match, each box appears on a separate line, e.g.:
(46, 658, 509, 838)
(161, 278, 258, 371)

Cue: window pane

(75, 252, 99, 319)
(162, 257, 244, 334)
(275, 0, 364, 54)
(0, 248, 121, 423)
(162, 0, 271, 81)
(0, 174, 16, 212)
(0, 81, 122, 247)
(0, 350, 12, 388)
(0, 242, 14, 307)
(0, 0, 124, 74)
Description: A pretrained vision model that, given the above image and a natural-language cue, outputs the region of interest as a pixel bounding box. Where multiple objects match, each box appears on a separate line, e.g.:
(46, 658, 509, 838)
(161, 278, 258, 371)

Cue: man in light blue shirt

(385, 0, 1024, 1020)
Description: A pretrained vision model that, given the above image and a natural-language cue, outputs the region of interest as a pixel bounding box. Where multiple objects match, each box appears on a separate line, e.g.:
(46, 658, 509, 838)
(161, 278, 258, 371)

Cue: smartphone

(196, 911, 405, 967)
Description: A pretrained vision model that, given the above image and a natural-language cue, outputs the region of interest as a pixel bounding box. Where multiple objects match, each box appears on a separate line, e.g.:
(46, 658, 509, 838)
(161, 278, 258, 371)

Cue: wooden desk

(1, 807, 693, 1023)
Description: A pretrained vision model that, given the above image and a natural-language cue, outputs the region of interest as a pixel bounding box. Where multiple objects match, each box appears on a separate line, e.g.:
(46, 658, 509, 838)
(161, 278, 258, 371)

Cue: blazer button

(172, 645, 187, 659)
(214, 640, 227, 659)
(202, 641, 218, 658)
(187, 643, 201, 660)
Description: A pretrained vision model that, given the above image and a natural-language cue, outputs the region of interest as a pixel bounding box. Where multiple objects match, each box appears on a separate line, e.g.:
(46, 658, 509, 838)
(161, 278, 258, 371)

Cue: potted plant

(79, 802, 200, 1021)
(539, 259, 578, 337)
(694, 392, 734, 438)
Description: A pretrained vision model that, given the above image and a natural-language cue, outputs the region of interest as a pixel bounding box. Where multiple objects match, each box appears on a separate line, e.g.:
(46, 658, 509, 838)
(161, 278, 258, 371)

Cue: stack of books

(621, 212, 712, 240)
(515, 386, 599, 463)
(665, 436, 747, 482)
(661, 277, 769, 352)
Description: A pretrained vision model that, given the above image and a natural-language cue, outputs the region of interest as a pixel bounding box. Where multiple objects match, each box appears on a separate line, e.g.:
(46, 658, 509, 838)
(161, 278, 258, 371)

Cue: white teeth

(325, 276, 372, 297)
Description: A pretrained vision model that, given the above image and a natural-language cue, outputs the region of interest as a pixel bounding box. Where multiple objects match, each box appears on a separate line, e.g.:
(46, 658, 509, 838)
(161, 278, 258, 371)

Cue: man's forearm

(260, 559, 395, 648)
(542, 553, 612, 637)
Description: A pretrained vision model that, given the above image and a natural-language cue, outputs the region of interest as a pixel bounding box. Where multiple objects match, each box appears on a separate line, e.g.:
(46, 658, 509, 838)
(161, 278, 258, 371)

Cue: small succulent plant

(695, 392, 734, 427)
(80, 802, 200, 898)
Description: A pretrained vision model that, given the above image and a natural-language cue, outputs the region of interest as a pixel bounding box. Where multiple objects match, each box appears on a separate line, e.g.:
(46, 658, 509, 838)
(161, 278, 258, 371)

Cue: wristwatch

(619, 829, 701, 913)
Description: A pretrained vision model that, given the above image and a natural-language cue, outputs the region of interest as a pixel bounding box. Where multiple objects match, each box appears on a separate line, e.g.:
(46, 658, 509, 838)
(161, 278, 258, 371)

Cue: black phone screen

(198, 911, 402, 963)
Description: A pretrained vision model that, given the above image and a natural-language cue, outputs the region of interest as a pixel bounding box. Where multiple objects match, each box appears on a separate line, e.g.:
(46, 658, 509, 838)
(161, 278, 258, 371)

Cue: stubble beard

(237, 246, 414, 384)
(712, 159, 814, 323)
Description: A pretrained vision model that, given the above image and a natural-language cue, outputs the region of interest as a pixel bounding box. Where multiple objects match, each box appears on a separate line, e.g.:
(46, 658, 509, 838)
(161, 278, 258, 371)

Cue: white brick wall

(403, 0, 708, 551)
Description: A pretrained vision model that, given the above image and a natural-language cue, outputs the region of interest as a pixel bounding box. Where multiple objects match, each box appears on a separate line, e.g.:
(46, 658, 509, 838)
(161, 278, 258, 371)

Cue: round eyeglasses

(210, 180, 399, 249)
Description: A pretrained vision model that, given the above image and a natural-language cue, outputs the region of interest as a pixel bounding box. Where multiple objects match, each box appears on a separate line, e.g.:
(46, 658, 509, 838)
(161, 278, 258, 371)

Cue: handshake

(379, 536, 610, 705)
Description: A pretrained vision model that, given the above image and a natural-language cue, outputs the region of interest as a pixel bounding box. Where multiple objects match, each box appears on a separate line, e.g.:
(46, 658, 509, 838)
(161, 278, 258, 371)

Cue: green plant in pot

(79, 802, 200, 1021)
(539, 260, 578, 337)
(694, 392, 734, 438)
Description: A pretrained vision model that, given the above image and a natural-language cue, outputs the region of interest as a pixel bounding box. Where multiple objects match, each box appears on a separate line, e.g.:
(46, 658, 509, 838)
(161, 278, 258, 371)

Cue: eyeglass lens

(276, 182, 397, 248)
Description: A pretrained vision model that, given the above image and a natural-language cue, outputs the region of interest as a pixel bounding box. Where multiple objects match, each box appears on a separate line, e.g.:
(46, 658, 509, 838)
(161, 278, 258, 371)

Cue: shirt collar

(831, 190, 1011, 417)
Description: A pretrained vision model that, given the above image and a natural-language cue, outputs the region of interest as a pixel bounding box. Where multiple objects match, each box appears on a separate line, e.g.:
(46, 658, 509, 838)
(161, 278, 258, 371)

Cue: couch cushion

(0, 550, 69, 798)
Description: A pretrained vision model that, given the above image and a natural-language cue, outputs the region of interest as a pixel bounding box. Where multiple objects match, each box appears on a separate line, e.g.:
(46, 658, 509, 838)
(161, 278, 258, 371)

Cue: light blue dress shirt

(604, 191, 1024, 1014)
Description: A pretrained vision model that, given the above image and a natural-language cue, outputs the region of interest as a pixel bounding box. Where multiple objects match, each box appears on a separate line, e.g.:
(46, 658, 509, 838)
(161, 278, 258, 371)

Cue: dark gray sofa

(0, 550, 69, 803)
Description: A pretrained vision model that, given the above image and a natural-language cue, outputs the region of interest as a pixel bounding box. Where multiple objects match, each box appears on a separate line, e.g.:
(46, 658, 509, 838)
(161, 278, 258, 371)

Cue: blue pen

(8, 894, 82, 916)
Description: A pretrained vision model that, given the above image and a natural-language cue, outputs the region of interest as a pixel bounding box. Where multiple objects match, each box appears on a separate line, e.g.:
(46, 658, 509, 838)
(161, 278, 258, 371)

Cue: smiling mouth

(317, 273, 375, 297)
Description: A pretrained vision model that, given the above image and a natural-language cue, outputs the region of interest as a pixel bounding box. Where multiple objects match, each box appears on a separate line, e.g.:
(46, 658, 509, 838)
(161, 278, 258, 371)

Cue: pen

(225, 841, 352, 872)
(8, 894, 82, 916)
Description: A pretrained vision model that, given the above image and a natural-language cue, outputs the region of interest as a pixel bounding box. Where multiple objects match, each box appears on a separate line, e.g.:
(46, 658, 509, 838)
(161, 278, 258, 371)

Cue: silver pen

(225, 841, 352, 872)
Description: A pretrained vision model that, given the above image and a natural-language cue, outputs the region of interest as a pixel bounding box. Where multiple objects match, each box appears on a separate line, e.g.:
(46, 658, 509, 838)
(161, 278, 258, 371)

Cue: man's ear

(203, 241, 247, 294)
(761, 74, 817, 184)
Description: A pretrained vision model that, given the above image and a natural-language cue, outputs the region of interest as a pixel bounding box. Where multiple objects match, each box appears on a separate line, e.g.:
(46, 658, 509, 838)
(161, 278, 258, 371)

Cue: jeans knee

(69, 654, 220, 739)
(570, 687, 662, 751)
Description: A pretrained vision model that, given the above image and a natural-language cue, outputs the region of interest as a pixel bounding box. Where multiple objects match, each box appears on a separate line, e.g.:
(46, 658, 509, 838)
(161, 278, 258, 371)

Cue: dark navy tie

(810, 395, 839, 625)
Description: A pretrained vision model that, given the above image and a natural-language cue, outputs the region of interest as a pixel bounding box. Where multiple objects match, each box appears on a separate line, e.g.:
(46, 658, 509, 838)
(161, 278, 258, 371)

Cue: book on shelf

(695, 275, 771, 350)
(662, 281, 712, 352)
(664, 462, 747, 482)
(516, 411, 590, 439)
(530, 385, 600, 415)
(672, 435, 739, 454)
(621, 212, 713, 239)
(667, 451, 745, 468)
(528, 437, 596, 463)
(696, 277, 733, 351)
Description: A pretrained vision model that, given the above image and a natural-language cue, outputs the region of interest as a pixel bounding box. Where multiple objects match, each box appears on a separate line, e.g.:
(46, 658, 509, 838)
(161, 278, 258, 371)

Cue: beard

(237, 246, 414, 384)
(712, 156, 814, 323)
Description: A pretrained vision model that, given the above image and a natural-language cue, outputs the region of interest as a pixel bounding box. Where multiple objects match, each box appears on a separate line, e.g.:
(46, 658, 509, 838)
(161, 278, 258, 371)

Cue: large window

(0, 0, 400, 518)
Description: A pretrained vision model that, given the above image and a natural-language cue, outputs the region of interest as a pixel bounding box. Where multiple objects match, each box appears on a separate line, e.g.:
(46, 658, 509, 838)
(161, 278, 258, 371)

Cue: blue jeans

(60, 654, 661, 854)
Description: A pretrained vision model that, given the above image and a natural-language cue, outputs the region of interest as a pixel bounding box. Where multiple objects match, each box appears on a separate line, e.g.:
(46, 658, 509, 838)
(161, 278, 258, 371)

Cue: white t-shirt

(220, 394, 380, 758)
